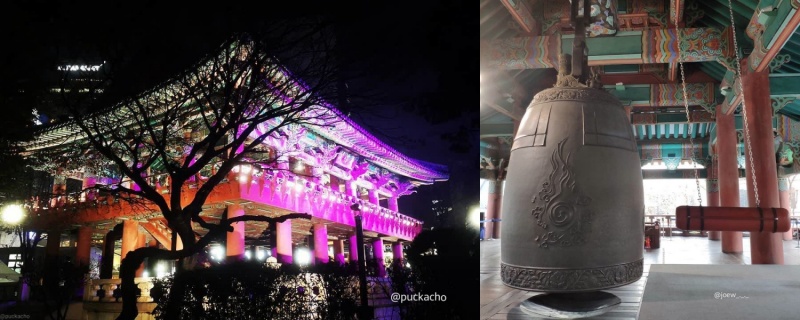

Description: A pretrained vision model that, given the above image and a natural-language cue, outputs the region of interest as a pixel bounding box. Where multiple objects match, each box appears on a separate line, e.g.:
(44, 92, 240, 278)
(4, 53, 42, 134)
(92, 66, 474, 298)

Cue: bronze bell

(500, 55, 644, 293)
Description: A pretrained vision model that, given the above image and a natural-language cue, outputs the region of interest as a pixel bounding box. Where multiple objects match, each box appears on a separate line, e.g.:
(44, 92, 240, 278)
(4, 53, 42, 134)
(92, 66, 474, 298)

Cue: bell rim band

(500, 259, 644, 292)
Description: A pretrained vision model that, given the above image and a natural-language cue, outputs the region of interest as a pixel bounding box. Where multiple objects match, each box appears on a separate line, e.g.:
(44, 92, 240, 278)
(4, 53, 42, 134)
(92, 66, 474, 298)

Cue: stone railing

(83, 277, 155, 303)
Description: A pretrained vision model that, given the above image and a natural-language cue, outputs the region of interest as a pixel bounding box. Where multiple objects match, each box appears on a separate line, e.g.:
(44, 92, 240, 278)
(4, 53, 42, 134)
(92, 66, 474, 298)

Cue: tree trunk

(116, 250, 146, 320)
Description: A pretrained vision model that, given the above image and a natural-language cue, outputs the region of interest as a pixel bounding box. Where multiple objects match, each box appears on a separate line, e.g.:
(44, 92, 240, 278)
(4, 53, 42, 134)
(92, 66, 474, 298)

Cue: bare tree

(27, 19, 357, 320)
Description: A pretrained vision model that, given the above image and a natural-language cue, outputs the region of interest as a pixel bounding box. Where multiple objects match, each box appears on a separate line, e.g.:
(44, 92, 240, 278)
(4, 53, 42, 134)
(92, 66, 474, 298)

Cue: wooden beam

(499, 0, 538, 35)
(485, 101, 522, 121)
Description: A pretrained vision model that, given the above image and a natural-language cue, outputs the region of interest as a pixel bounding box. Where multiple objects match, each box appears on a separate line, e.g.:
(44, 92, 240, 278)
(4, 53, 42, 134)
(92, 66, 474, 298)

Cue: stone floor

(480, 235, 800, 319)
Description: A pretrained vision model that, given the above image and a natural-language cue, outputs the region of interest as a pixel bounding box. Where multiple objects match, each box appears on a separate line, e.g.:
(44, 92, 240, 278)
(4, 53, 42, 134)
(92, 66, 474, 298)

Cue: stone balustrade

(83, 277, 155, 303)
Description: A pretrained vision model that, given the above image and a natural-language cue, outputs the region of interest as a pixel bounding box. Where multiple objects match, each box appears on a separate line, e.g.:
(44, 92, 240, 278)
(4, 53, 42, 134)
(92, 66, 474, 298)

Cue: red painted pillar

(707, 150, 721, 240)
(276, 220, 293, 264)
(372, 238, 386, 277)
(136, 233, 146, 277)
(717, 106, 743, 253)
(226, 204, 245, 261)
(313, 224, 329, 264)
(486, 180, 503, 239)
(121, 221, 139, 262)
(779, 178, 793, 240)
(742, 67, 783, 264)
(75, 227, 93, 268)
(348, 234, 358, 263)
(332, 239, 345, 265)
(388, 196, 399, 212)
(392, 242, 403, 262)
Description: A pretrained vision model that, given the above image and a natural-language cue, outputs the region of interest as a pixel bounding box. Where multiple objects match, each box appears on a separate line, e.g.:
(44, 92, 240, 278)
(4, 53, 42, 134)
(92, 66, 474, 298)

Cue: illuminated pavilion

(19, 40, 448, 317)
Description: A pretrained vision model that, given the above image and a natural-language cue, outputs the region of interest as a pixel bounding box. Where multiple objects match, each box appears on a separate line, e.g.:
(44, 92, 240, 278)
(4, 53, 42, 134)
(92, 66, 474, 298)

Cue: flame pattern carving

(531, 138, 593, 247)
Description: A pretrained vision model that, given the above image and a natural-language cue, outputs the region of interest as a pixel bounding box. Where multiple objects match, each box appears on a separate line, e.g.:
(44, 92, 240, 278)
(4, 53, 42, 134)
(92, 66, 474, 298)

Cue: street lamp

(351, 203, 372, 320)
(1, 204, 27, 302)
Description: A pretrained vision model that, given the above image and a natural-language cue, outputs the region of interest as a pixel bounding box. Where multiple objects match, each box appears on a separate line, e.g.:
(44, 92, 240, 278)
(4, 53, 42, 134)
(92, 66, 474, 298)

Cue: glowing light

(155, 262, 167, 278)
(295, 247, 311, 266)
(1, 205, 25, 225)
(210, 246, 224, 260)
(142, 270, 149, 278)
(294, 180, 303, 192)
(405, 262, 411, 268)
(256, 248, 265, 260)
(245, 251, 252, 260)
(468, 206, 481, 229)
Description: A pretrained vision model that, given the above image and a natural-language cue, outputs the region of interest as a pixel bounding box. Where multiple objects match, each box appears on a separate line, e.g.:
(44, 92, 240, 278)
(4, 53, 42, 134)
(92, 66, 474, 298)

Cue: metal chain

(674, 6, 703, 205)
(727, 0, 760, 207)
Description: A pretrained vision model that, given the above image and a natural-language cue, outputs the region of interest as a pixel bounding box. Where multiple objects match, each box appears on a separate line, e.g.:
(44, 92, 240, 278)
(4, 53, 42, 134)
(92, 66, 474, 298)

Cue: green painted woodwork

(769, 74, 800, 96)
(763, 0, 793, 50)
(604, 64, 641, 73)
(562, 32, 643, 57)
(609, 86, 650, 101)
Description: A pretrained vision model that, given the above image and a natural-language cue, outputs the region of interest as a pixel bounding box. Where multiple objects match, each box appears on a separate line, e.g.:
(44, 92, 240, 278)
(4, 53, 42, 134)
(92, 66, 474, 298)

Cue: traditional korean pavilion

(21, 39, 448, 294)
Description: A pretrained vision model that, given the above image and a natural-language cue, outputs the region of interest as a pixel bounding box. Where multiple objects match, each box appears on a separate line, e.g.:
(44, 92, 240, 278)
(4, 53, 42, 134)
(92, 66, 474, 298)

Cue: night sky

(1, 1, 477, 228)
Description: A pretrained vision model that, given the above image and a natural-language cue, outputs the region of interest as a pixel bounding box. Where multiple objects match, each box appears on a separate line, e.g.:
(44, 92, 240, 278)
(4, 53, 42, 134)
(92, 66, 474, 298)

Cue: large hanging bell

(500, 80, 644, 292)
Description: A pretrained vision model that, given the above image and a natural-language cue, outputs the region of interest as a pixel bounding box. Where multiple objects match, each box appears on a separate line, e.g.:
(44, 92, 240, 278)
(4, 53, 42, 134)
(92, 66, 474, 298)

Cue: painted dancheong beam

(499, 0, 537, 35)
(481, 28, 731, 69)
(718, 0, 800, 115)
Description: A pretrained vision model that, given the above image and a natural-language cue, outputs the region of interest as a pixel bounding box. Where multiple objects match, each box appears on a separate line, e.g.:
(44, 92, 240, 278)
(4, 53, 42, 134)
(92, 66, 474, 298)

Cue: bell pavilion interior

(481, 0, 800, 319)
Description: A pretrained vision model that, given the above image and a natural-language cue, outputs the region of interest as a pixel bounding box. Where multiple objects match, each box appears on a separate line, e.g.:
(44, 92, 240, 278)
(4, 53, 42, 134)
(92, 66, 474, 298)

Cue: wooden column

(332, 239, 345, 265)
(779, 178, 793, 240)
(742, 67, 783, 264)
(388, 196, 399, 212)
(136, 233, 146, 276)
(348, 234, 358, 263)
(392, 242, 403, 262)
(120, 221, 139, 262)
(226, 204, 245, 261)
(313, 224, 329, 264)
(276, 220, 293, 264)
(75, 227, 93, 268)
(372, 238, 386, 277)
(707, 151, 721, 240)
(717, 106, 743, 253)
(487, 180, 503, 239)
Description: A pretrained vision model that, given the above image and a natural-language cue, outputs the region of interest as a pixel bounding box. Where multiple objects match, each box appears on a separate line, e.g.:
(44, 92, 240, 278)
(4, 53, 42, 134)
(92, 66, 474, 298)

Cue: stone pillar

(372, 238, 386, 277)
(707, 153, 721, 240)
(392, 242, 403, 263)
(388, 196, 399, 212)
(779, 178, 793, 240)
(486, 180, 503, 239)
(226, 204, 246, 261)
(75, 227, 93, 268)
(121, 221, 139, 262)
(276, 220, 293, 264)
(742, 67, 783, 264)
(717, 106, 743, 253)
(332, 239, 345, 265)
(348, 234, 358, 263)
(313, 224, 329, 264)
